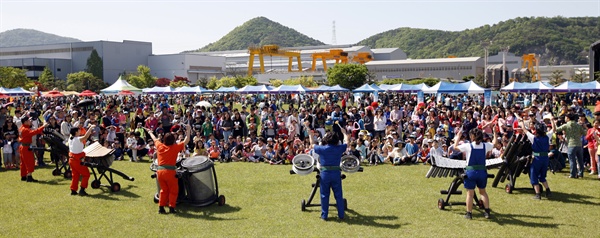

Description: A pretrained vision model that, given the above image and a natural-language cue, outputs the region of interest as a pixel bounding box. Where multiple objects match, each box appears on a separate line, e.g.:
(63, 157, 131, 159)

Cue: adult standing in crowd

(556, 113, 587, 178)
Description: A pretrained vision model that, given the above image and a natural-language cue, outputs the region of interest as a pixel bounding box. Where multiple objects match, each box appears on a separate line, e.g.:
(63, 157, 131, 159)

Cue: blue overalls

(315, 144, 346, 220)
(530, 135, 550, 185)
(464, 143, 487, 190)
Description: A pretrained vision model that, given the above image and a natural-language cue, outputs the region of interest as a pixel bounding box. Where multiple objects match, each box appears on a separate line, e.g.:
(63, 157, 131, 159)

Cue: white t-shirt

(69, 136, 84, 154)
(457, 142, 494, 165)
(525, 131, 554, 145)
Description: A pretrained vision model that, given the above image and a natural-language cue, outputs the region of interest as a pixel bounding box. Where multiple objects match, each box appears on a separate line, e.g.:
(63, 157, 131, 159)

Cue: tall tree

(549, 70, 564, 86)
(38, 67, 66, 90)
(0, 66, 30, 88)
(127, 65, 156, 89)
(86, 49, 103, 80)
(66, 71, 107, 92)
(326, 64, 369, 90)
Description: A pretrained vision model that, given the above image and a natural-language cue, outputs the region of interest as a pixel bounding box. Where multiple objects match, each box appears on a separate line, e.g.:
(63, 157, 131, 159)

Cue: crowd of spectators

(0, 91, 598, 179)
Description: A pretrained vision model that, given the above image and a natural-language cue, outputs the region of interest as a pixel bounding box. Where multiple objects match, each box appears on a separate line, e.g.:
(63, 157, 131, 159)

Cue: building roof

(371, 48, 399, 54)
(365, 57, 481, 66)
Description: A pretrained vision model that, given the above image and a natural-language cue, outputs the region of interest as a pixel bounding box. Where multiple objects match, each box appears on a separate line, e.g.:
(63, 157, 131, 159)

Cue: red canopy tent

(118, 90, 135, 96)
(0, 93, 9, 99)
(79, 90, 97, 97)
(42, 90, 64, 97)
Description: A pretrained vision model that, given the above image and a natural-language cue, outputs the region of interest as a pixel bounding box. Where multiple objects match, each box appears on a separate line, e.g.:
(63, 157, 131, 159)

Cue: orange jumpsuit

(155, 140, 185, 208)
(19, 125, 45, 177)
(69, 152, 90, 191)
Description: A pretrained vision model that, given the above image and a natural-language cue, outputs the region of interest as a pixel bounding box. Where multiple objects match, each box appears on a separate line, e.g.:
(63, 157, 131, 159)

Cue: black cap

(20, 116, 30, 123)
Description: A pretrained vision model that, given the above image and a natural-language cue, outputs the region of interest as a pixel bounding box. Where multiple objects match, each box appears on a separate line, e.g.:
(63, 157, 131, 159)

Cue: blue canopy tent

(143, 86, 175, 94)
(237, 85, 272, 94)
(353, 84, 385, 93)
(174, 86, 199, 94)
(553, 81, 600, 92)
(4, 87, 34, 96)
(375, 84, 399, 91)
(424, 81, 487, 94)
(270, 85, 313, 94)
(214, 86, 237, 93)
(500, 82, 554, 93)
(328, 85, 349, 92)
(387, 83, 430, 93)
(312, 85, 331, 92)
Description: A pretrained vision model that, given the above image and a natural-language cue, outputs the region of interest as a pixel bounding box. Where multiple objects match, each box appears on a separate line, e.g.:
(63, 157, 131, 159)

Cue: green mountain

(357, 16, 600, 65)
(0, 28, 81, 47)
(195, 16, 324, 52)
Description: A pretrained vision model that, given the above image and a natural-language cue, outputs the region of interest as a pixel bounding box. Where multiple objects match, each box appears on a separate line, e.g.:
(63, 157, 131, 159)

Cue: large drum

(181, 156, 219, 206)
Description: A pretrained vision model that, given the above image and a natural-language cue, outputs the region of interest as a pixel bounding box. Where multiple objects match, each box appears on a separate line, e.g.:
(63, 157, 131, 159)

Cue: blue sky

(1, 0, 599, 54)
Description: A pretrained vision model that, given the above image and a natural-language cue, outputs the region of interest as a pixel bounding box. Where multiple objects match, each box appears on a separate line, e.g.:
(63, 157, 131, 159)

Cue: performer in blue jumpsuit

(309, 122, 350, 221)
(519, 117, 555, 199)
(453, 127, 496, 219)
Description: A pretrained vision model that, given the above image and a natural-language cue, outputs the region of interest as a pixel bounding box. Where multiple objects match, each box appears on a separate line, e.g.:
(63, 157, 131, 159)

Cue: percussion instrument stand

(437, 173, 493, 210)
(301, 169, 347, 211)
(30, 146, 71, 178)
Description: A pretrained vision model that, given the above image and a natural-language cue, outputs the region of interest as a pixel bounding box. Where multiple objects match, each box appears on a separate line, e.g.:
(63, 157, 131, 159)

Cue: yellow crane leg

(259, 54, 265, 74)
(288, 57, 292, 72)
(248, 53, 255, 76)
(297, 56, 302, 72)
(322, 58, 328, 72)
(312, 57, 317, 72)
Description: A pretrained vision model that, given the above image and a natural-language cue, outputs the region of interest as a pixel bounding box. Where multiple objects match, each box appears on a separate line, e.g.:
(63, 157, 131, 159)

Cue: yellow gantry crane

(522, 53, 540, 81)
(351, 52, 373, 64)
(247, 45, 302, 75)
(311, 49, 348, 71)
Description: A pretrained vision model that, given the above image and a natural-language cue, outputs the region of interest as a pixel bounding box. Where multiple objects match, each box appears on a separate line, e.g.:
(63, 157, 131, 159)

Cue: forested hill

(193, 16, 324, 52)
(357, 16, 600, 65)
(0, 28, 81, 47)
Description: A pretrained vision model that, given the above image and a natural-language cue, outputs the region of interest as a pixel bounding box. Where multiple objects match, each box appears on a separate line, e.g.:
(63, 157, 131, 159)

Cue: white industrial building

(0, 40, 152, 84)
(148, 54, 226, 81)
(366, 57, 484, 81)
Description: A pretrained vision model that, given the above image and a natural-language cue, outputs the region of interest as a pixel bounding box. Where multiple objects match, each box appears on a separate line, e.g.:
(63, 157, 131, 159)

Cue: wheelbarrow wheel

(301, 199, 306, 211)
(64, 170, 72, 179)
(52, 169, 61, 176)
(438, 198, 445, 210)
(218, 195, 226, 206)
(91, 180, 101, 189)
(344, 198, 348, 210)
(153, 193, 159, 203)
(477, 199, 485, 209)
(111, 183, 121, 192)
(505, 184, 513, 194)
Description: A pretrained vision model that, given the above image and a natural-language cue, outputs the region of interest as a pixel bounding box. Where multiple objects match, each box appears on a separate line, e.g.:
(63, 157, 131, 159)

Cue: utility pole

(481, 40, 492, 87)
(501, 46, 510, 86)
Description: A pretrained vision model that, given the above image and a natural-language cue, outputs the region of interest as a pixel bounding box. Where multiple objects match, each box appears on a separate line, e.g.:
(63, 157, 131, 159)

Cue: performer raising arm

(68, 125, 96, 196)
(145, 123, 190, 214)
(309, 122, 350, 221)
(18, 116, 47, 182)
(453, 127, 497, 219)
(518, 114, 556, 199)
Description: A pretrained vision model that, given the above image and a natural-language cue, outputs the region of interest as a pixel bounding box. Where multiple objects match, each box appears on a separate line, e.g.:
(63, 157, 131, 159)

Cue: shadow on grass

(489, 213, 560, 228)
(174, 204, 243, 221)
(37, 178, 69, 186)
(89, 185, 141, 200)
(341, 209, 405, 229)
(509, 189, 600, 206)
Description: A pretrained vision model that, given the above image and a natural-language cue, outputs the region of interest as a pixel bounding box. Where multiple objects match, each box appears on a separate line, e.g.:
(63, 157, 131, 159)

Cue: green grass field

(0, 157, 598, 237)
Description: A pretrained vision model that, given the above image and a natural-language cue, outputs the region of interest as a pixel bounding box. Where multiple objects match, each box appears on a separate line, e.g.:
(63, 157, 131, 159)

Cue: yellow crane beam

(247, 45, 302, 76)
(310, 49, 348, 72)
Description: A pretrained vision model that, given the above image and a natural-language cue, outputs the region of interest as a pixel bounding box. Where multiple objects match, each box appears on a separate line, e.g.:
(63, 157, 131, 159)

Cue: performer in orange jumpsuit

(145, 123, 190, 214)
(68, 126, 96, 196)
(19, 116, 47, 182)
